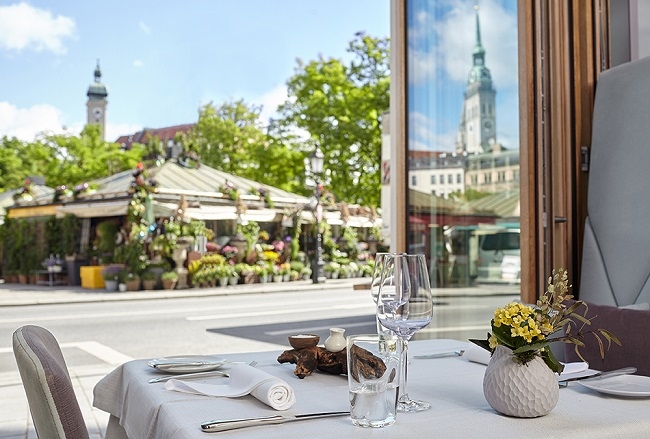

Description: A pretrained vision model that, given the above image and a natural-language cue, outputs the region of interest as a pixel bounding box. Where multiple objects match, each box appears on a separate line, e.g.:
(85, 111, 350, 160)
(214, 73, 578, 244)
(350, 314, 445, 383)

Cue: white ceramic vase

(483, 345, 559, 418)
(324, 328, 346, 352)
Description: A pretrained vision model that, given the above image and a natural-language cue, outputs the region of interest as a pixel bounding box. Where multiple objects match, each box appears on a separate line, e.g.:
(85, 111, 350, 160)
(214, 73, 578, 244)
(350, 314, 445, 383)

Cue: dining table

(93, 338, 650, 439)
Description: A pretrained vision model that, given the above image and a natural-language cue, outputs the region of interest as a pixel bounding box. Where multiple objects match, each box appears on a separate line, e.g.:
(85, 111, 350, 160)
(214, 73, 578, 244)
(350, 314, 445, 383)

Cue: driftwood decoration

(277, 345, 386, 380)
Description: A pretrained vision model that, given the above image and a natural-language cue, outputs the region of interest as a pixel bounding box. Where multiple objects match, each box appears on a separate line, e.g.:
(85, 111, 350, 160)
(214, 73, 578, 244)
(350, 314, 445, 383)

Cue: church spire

(467, 3, 491, 84)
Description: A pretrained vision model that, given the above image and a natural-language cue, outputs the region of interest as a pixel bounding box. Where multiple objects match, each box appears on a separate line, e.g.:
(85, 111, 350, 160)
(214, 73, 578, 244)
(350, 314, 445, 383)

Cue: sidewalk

(0, 277, 367, 307)
(0, 277, 517, 308)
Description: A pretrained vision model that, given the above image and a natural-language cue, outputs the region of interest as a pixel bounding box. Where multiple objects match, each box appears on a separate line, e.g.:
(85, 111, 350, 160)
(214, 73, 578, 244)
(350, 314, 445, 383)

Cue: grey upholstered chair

(578, 55, 650, 307)
(564, 57, 650, 374)
(12, 325, 89, 439)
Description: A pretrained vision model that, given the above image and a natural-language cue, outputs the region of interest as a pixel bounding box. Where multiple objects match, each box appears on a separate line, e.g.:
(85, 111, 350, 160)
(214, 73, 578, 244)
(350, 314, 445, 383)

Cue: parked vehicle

(476, 226, 521, 284)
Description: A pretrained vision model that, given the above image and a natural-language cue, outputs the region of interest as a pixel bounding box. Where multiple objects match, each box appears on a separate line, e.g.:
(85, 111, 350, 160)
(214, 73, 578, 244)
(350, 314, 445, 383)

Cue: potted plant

(161, 271, 178, 290)
(125, 272, 140, 291)
(141, 270, 157, 290)
(101, 265, 121, 292)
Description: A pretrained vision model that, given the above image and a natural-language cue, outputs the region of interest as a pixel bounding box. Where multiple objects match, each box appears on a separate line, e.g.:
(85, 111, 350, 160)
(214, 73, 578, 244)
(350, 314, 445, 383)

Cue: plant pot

(104, 280, 118, 292)
(142, 280, 156, 290)
(118, 283, 127, 292)
(161, 279, 177, 290)
(483, 345, 559, 418)
(125, 279, 141, 291)
(219, 277, 228, 287)
(273, 275, 283, 283)
(229, 277, 238, 286)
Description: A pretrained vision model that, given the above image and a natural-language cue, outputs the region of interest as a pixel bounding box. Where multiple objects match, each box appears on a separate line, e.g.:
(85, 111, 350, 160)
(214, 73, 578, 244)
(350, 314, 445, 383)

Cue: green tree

(273, 32, 390, 206)
(184, 100, 305, 193)
(42, 124, 144, 187)
(0, 137, 30, 191)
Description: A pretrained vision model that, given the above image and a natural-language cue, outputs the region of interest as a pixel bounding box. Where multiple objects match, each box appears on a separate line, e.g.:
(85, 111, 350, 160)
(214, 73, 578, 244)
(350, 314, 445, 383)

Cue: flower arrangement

(221, 245, 239, 261)
(471, 268, 620, 374)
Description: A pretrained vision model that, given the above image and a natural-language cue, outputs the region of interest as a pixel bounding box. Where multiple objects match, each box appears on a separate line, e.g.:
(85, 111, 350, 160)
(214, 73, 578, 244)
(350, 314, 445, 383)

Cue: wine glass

(376, 253, 433, 412)
(370, 253, 406, 336)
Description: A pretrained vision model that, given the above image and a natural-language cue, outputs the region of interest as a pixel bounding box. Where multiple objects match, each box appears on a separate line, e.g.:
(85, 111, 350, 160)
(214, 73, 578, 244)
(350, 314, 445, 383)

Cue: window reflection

(405, 0, 521, 338)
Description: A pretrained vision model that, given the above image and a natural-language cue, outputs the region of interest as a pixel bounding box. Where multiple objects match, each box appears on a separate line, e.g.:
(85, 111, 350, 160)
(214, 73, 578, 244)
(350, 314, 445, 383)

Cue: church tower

(456, 5, 496, 154)
(86, 60, 108, 140)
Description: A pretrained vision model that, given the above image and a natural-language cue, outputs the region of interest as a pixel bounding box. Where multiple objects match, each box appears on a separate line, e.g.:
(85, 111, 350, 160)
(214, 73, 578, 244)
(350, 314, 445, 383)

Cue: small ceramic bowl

(288, 334, 320, 349)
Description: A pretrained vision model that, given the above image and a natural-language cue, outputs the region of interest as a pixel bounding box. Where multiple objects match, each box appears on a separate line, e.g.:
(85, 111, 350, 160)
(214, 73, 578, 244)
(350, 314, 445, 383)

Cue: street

(0, 284, 518, 438)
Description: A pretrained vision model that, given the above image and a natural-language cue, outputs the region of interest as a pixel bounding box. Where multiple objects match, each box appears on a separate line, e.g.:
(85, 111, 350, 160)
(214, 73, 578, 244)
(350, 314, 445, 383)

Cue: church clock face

(92, 107, 103, 121)
(483, 120, 493, 134)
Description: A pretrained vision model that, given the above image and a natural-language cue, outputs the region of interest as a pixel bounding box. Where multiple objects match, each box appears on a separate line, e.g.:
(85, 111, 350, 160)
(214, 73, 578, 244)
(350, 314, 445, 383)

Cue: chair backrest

(579, 56, 650, 306)
(12, 325, 89, 439)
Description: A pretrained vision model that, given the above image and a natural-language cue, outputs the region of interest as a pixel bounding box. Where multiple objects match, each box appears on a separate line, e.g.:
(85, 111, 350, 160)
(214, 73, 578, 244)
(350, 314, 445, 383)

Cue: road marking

(186, 303, 372, 321)
(0, 341, 133, 365)
(0, 298, 369, 324)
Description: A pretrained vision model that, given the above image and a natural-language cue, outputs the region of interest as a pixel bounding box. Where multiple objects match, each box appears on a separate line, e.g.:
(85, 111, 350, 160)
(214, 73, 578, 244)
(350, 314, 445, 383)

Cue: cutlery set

(150, 354, 637, 432)
(148, 360, 258, 383)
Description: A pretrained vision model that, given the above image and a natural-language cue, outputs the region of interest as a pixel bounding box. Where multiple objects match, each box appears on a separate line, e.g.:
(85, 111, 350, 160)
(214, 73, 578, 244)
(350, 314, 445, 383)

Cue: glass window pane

(406, 0, 520, 340)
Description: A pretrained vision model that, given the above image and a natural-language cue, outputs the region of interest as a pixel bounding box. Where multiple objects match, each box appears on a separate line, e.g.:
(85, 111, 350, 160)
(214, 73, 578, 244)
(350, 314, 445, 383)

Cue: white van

(476, 228, 521, 284)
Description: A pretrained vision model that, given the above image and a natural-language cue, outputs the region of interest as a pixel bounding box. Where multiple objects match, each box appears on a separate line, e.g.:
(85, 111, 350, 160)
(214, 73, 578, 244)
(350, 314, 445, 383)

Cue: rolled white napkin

(462, 343, 589, 377)
(463, 342, 492, 365)
(164, 363, 296, 411)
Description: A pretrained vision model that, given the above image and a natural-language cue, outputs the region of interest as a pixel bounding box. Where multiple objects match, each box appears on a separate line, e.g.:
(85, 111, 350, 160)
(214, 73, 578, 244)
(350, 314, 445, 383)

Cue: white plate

(148, 355, 227, 373)
(579, 374, 650, 397)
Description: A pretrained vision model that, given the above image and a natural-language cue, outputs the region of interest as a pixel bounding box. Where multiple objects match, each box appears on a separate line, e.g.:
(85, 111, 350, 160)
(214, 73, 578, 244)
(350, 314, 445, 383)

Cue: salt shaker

(324, 327, 346, 352)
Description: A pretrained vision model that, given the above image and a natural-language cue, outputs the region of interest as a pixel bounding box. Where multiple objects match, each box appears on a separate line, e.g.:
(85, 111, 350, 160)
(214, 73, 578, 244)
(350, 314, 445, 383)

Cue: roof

(115, 124, 194, 149)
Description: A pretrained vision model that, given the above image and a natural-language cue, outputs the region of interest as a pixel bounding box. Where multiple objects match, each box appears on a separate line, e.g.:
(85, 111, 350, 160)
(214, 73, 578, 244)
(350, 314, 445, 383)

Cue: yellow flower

(488, 334, 498, 349)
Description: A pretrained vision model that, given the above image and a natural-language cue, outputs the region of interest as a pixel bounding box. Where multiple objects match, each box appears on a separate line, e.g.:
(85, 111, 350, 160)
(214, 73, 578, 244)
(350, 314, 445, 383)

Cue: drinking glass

(376, 253, 433, 412)
(347, 334, 401, 428)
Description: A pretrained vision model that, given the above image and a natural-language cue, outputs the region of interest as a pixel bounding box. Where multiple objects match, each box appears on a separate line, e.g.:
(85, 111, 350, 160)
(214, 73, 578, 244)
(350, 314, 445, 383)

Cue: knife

(414, 350, 465, 359)
(558, 366, 637, 384)
(201, 411, 349, 432)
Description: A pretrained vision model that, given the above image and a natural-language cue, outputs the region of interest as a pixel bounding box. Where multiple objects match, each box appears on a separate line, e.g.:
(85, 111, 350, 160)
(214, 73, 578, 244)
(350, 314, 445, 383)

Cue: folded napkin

(462, 343, 588, 373)
(463, 343, 492, 365)
(164, 363, 295, 411)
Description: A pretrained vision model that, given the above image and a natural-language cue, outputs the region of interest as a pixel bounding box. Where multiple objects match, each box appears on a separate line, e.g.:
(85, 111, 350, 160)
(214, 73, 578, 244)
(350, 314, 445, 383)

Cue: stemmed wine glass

(376, 253, 433, 412)
(370, 253, 405, 336)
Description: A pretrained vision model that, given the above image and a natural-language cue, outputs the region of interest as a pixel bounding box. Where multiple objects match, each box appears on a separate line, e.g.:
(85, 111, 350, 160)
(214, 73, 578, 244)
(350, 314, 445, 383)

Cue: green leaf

(542, 348, 563, 374)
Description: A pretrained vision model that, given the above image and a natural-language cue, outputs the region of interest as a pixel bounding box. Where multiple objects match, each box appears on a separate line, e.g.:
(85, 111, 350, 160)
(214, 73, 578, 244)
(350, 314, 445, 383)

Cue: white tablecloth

(93, 339, 650, 439)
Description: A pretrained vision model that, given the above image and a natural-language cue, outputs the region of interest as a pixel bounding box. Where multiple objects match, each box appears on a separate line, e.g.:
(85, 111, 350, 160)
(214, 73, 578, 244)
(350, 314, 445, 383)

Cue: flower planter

(125, 279, 141, 291)
(273, 275, 283, 283)
(161, 279, 177, 290)
(142, 280, 157, 290)
(219, 277, 229, 287)
(104, 280, 118, 292)
(483, 345, 559, 418)
(229, 277, 238, 286)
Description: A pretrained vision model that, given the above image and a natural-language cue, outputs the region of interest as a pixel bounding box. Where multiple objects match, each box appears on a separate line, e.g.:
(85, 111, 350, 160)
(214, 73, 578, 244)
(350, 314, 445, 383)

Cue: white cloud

(254, 84, 289, 126)
(409, 110, 457, 151)
(133, 59, 144, 68)
(106, 122, 142, 143)
(139, 21, 151, 35)
(0, 101, 66, 140)
(0, 101, 142, 144)
(0, 2, 75, 54)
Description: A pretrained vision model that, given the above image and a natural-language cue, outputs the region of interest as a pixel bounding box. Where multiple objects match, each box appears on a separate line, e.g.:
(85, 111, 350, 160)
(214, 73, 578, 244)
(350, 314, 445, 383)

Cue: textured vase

(483, 345, 559, 418)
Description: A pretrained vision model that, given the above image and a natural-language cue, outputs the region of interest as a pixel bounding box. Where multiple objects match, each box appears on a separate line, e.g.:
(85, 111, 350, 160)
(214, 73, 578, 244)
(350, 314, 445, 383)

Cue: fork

(149, 360, 258, 384)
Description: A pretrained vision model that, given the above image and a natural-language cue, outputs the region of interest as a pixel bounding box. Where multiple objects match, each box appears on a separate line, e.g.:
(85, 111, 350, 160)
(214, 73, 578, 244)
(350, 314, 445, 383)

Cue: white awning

(56, 200, 129, 218)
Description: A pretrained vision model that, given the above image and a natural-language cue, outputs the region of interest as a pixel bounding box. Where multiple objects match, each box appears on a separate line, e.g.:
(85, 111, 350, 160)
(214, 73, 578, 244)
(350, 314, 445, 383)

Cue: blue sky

(0, 0, 390, 142)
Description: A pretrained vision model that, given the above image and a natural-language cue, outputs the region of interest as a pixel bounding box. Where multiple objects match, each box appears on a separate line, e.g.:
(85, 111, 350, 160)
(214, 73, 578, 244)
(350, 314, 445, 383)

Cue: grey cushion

(579, 56, 650, 306)
(563, 301, 650, 376)
(12, 325, 89, 439)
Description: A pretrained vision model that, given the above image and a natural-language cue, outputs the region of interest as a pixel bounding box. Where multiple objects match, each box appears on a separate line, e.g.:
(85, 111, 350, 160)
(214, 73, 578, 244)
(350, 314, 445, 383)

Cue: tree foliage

(184, 100, 306, 194)
(0, 125, 143, 192)
(273, 32, 390, 206)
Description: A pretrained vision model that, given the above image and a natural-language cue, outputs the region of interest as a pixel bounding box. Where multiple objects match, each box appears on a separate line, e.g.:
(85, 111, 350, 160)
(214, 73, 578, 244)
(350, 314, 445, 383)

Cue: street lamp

(309, 144, 326, 283)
